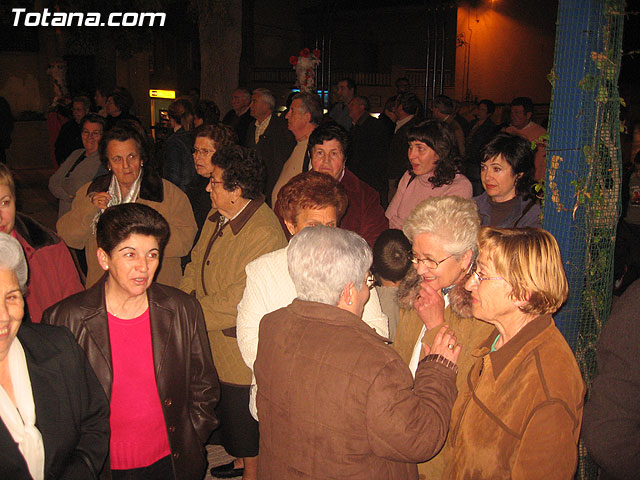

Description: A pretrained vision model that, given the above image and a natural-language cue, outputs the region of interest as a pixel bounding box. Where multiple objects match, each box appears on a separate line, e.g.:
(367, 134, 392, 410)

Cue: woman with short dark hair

(386, 119, 472, 229)
(44, 203, 220, 480)
(181, 144, 287, 480)
(303, 123, 388, 247)
(57, 123, 197, 288)
(474, 132, 541, 228)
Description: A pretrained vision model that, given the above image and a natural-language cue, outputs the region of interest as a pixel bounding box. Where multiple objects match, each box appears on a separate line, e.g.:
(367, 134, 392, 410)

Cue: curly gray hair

(402, 195, 480, 259)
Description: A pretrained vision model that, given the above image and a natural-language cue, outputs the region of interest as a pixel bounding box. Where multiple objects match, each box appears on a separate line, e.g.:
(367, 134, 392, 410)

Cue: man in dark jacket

(244, 88, 295, 206)
(347, 95, 390, 205)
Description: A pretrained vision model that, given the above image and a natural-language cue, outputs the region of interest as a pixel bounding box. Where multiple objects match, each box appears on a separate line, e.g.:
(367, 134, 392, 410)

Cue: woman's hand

(423, 324, 461, 363)
(90, 192, 112, 210)
(414, 281, 445, 330)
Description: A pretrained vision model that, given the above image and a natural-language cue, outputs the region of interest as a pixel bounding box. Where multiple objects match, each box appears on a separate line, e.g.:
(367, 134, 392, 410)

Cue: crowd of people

(0, 79, 623, 480)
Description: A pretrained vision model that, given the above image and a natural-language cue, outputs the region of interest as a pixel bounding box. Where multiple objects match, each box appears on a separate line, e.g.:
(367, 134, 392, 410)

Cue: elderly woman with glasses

(392, 195, 493, 478)
(236, 171, 389, 430)
(442, 227, 584, 479)
(181, 145, 286, 480)
(185, 123, 237, 246)
(254, 226, 460, 479)
(57, 122, 197, 288)
(0, 233, 109, 479)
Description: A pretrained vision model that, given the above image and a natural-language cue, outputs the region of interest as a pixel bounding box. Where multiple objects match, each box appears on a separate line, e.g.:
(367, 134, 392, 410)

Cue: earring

(141, 161, 144, 167)
(348, 300, 353, 305)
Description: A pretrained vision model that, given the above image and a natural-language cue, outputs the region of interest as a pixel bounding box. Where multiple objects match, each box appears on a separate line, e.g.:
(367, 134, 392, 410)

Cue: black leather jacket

(42, 275, 220, 479)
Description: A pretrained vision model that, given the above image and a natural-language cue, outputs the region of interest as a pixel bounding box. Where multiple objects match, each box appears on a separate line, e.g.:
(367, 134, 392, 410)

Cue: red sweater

(108, 309, 170, 469)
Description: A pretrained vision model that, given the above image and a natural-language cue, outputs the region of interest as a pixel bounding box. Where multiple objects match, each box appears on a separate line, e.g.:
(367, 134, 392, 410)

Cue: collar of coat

(75, 272, 174, 313)
(86, 168, 164, 202)
(473, 314, 554, 380)
(207, 195, 266, 235)
(14, 212, 61, 249)
(287, 298, 390, 343)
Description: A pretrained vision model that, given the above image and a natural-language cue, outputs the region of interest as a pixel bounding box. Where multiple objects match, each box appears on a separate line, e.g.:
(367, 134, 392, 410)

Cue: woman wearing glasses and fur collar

(392, 195, 493, 479)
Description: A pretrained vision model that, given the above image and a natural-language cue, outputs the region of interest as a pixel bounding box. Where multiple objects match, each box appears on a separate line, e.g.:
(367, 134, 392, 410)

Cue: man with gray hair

(271, 92, 323, 205)
(254, 226, 460, 479)
(244, 88, 296, 206)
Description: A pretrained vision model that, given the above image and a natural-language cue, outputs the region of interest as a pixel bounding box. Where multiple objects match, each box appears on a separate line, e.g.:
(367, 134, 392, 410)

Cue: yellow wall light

(149, 89, 176, 99)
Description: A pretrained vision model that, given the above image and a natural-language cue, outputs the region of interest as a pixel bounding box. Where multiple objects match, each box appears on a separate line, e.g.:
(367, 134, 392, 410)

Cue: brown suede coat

(255, 299, 458, 479)
(443, 315, 585, 479)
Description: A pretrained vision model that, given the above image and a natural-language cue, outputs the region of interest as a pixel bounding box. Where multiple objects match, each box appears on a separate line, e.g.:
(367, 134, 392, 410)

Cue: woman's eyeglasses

(410, 253, 453, 269)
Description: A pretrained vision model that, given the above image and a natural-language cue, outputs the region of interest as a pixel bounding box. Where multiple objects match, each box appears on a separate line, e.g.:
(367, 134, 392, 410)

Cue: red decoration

(313, 49, 321, 58)
(300, 48, 310, 58)
(289, 56, 298, 66)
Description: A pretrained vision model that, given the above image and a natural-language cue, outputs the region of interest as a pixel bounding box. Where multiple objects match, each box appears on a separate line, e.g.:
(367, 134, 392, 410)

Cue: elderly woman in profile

(0, 233, 109, 479)
(181, 145, 286, 480)
(237, 170, 389, 424)
(442, 227, 585, 479)
(57, 122, 197, 288)
(44, 203, 219, 480)
(254, 226, 460, 479)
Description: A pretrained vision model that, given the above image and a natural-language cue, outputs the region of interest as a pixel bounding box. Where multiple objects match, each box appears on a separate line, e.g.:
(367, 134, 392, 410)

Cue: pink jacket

(386, 172, 472, 229)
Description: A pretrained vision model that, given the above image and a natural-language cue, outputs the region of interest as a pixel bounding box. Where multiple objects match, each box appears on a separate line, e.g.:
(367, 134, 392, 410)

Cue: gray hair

(403, 196, 480, 259)
(0, 233, 28, 292)
(253, 88, 275, 111)
(288, 226, 372, 305)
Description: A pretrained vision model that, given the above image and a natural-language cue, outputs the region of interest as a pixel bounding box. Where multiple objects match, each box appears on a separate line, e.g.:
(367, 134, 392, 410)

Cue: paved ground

(12, 166, 242, 479)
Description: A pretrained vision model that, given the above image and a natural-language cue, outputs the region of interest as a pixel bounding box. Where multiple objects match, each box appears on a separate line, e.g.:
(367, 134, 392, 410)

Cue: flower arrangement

(289, 48, 321, 94)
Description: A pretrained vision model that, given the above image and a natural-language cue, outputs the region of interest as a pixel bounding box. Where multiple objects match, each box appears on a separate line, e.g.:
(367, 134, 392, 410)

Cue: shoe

(210, 461, 244, 478)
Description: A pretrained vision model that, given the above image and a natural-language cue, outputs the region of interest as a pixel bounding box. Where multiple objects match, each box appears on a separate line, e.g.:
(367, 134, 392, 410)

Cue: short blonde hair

(402, 196, 480, 258)
(0, 164, 16, 198)
(478, 227, 568, 315)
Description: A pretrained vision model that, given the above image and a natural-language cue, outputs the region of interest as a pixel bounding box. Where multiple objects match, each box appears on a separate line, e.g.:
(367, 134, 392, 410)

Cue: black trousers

(111, 455, 174, 480)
